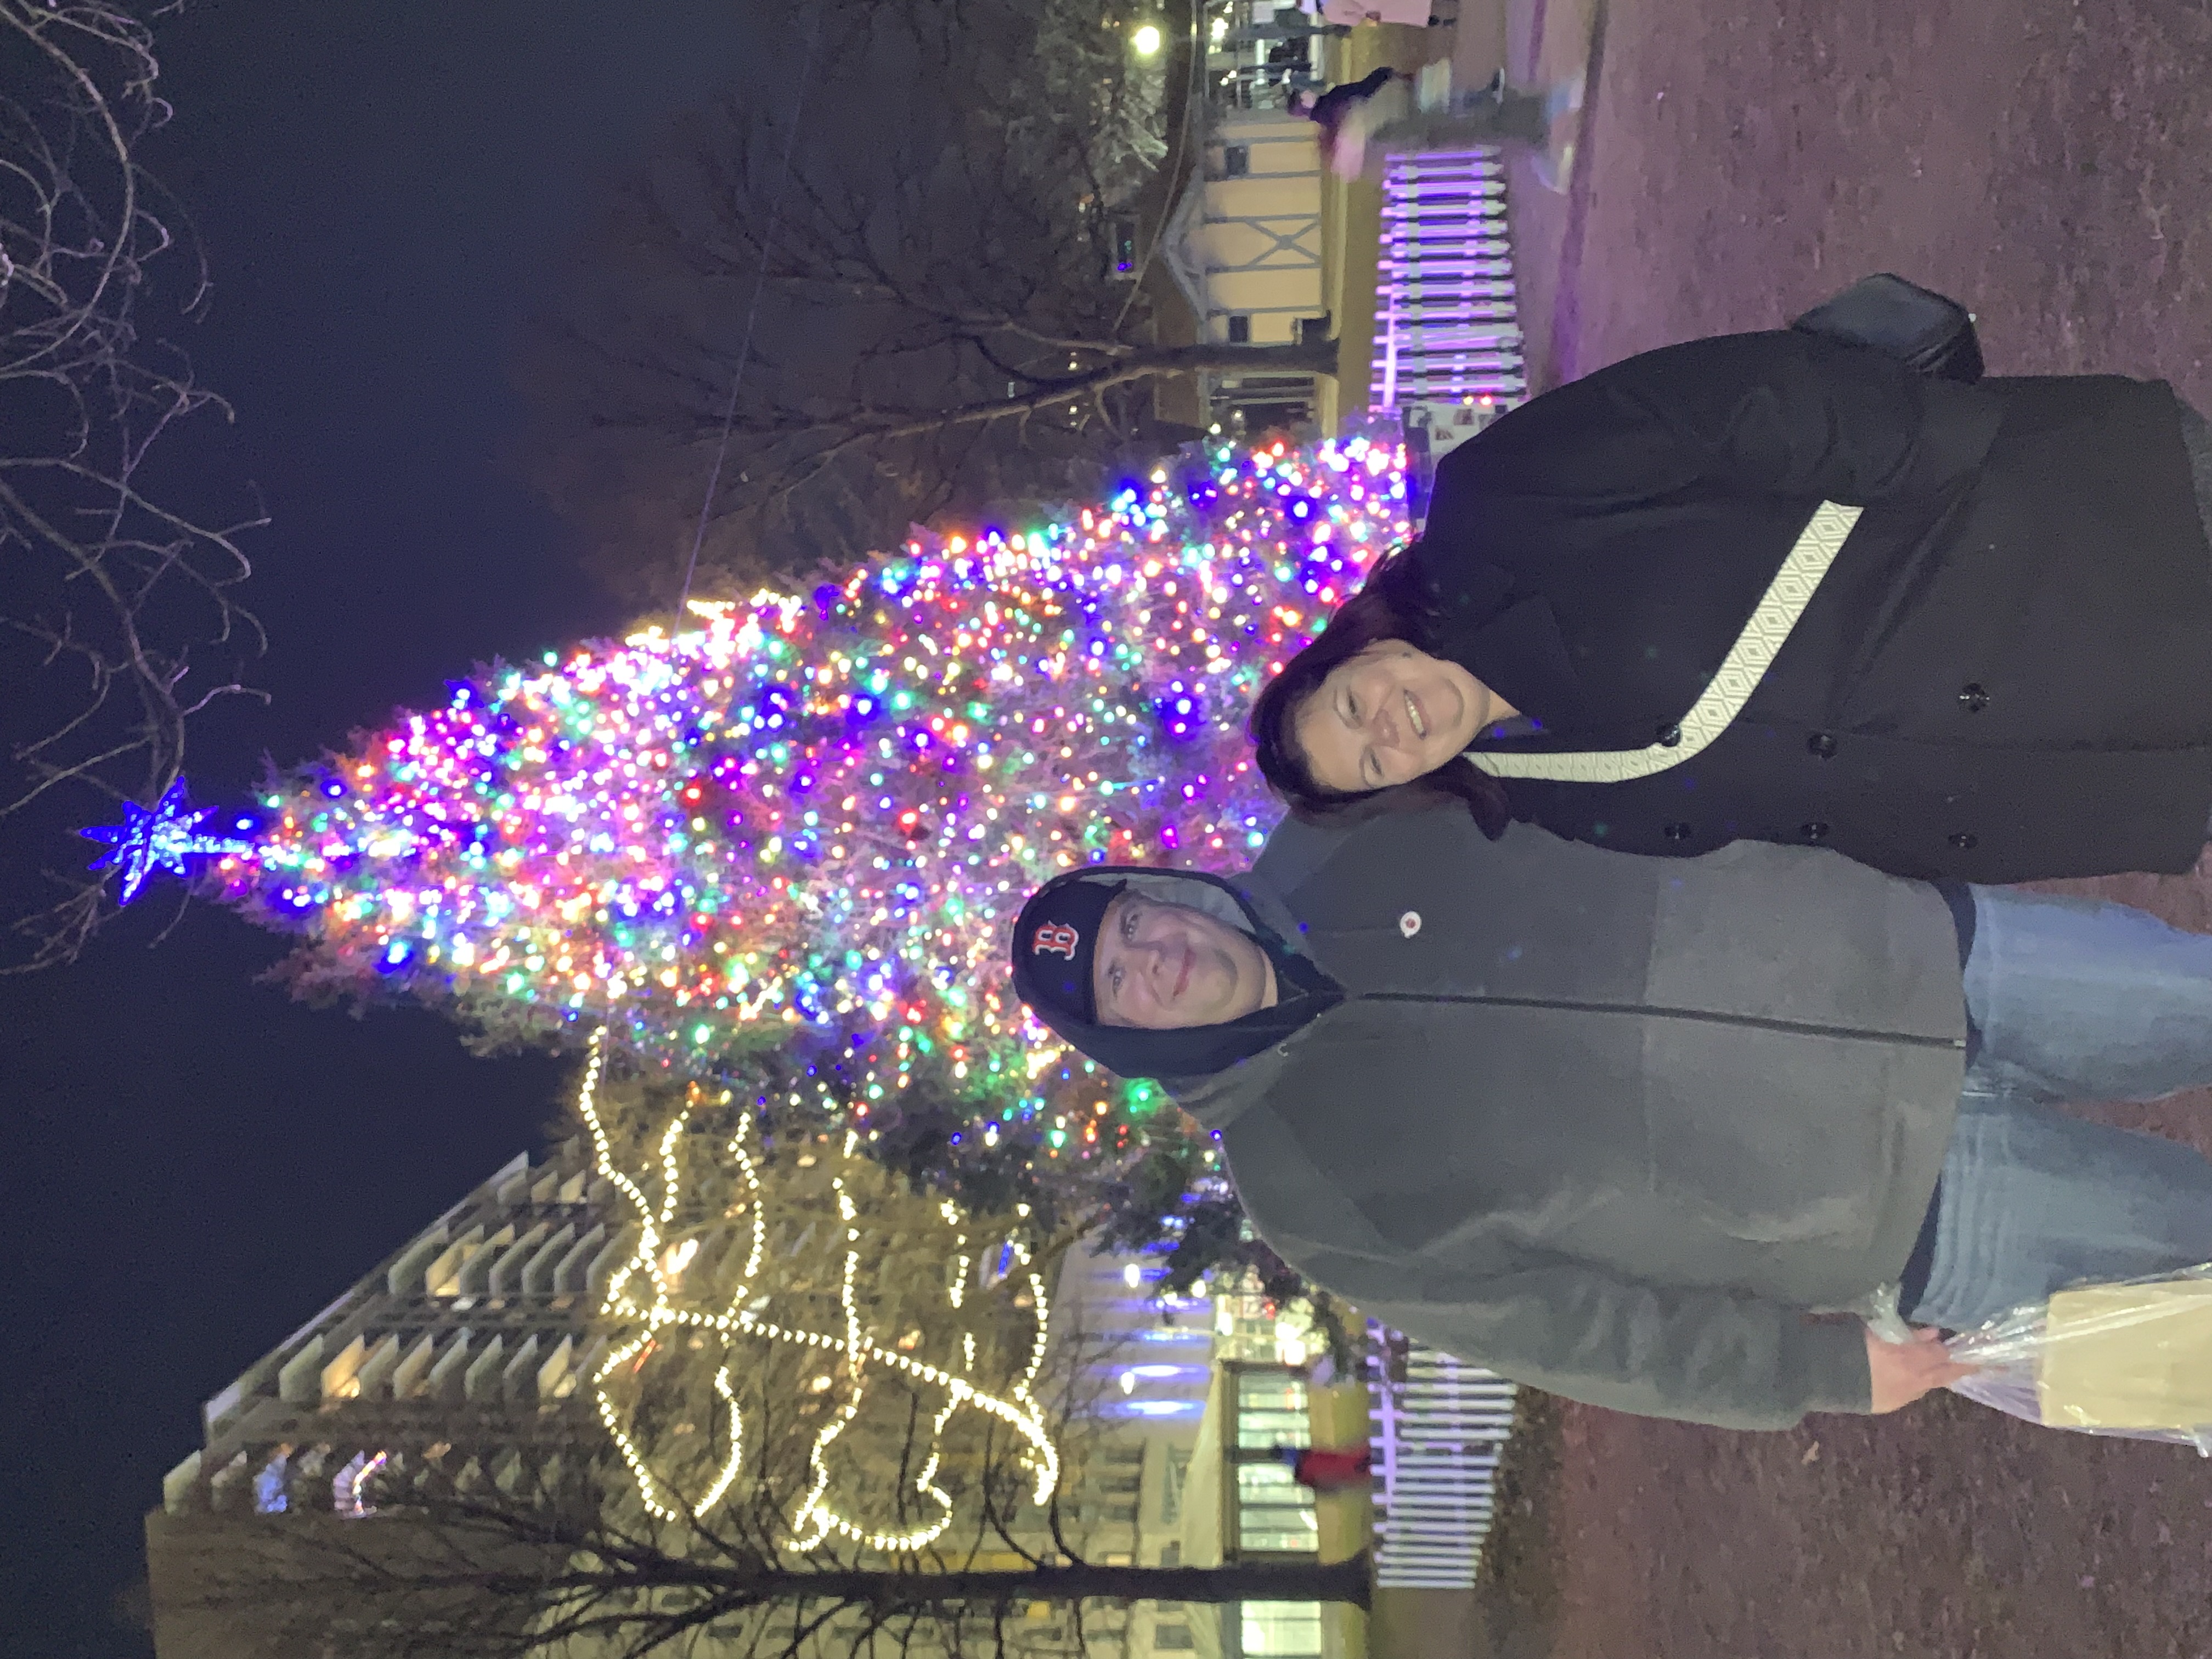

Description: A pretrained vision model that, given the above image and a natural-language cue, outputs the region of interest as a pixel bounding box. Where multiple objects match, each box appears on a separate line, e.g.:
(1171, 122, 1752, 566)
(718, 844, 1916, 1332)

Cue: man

(1009, 806, 2212, 1429)
(1221, 13, 1353, 44)
(1291, 63, 1580, 185)
(1286, 67, 1400, 132)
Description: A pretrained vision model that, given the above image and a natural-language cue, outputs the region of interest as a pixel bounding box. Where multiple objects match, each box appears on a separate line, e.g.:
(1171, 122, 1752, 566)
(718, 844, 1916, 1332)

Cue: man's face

(1090, 889, 1277, 1030)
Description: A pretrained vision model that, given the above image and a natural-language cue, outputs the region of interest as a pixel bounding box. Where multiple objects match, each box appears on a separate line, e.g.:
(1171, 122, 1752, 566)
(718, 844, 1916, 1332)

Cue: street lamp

(1131, 21, 1163, 54)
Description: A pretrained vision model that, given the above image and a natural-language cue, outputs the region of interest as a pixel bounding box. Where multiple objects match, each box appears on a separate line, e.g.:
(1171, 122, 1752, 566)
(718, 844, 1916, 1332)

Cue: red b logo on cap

(1032, 922, 1081, 959)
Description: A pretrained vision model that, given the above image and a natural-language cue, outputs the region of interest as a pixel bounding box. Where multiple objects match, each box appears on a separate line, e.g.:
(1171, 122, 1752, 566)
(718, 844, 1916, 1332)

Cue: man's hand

(1864, 1323, 1977, 1412)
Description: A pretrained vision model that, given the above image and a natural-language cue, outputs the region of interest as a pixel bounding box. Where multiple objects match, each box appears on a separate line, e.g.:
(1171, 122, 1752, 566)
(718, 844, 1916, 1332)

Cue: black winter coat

(1413, 330, 2212, 882)
(1305, 66, 1395, 130)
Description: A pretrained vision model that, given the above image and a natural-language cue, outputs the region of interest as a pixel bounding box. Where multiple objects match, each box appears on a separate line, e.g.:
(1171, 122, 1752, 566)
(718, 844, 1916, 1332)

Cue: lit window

(1240, 1602, 1324, 1658)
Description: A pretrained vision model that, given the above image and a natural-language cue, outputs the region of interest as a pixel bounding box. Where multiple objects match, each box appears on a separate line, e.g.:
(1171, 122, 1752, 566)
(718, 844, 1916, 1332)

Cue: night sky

(0, 8, 772, 1654)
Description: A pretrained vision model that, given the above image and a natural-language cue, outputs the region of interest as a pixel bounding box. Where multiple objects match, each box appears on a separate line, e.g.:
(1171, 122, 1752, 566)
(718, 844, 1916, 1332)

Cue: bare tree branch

(159, 1481, 1372, 1659)
(522, 0, 1326, 602)
(0, 0, 267, 969)
(154, 1080, 1372, 1658)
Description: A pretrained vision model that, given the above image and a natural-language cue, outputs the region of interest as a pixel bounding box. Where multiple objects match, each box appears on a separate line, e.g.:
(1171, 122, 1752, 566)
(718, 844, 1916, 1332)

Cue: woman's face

(1291, 641, 1488, 793)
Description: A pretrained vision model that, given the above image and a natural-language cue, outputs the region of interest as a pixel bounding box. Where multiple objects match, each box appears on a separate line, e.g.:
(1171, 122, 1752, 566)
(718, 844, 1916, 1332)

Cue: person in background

(1295, 62, 1581, 181)
(1274, 1443, 1374, 1493)
(1317, 0, 1454, 26)
(1286, 65, 1400, 145)
(1222, 13, 1352, 44)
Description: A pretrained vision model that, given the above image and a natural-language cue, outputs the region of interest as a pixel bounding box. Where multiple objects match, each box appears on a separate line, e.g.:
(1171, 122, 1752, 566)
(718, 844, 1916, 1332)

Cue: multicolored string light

(213, 436, 1411, 1155)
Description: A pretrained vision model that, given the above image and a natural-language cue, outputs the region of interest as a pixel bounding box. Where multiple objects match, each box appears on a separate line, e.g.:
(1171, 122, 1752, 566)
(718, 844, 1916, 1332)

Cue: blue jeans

(1907, 887, 2212, 1330)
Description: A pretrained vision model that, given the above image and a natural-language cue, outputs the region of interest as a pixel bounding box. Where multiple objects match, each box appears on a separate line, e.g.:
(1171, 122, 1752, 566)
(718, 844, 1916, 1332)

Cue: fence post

(1367, 1323, 1520, 1589)
(1368, 147, 1527, 414)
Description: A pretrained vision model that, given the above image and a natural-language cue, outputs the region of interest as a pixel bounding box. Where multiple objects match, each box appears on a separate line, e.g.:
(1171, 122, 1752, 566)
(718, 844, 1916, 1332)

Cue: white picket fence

(1357, 150, 1528, 1586)
(1368, 147, 1527, 412)
(1368, 1338, 1520, 1589)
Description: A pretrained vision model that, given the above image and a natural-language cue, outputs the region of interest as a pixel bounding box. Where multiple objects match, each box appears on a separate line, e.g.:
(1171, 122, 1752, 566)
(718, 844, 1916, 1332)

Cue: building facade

(145, 1125, 1336, 1659)
(153, 1138, 614, 1530)
(1156, 1, 1333, 433)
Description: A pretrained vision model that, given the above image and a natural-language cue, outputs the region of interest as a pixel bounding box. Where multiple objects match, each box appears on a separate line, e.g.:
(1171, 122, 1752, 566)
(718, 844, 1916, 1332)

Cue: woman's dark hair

(1248, 545, 1511, 836)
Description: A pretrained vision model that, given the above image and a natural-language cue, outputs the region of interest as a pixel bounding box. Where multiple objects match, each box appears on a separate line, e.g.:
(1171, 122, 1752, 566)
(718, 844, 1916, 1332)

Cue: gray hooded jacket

(1116, 803, 1970, 1429)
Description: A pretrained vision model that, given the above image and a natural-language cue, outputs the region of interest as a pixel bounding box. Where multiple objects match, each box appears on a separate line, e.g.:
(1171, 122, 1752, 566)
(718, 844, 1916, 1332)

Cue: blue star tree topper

(82, 777, 248, 904)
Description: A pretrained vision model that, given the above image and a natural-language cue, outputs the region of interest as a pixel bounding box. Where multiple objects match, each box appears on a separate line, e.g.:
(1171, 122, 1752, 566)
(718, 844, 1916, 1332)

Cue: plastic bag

(1886, 1266, 2212, 1452)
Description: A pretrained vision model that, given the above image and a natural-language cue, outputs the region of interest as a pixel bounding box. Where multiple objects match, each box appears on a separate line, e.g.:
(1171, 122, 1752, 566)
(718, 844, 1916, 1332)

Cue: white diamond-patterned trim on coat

(1462, 500, 1864, 784)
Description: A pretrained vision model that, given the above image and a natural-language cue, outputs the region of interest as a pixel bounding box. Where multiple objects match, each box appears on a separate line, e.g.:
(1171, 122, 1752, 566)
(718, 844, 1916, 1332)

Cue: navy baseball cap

(1009, 874, 1123, 1027)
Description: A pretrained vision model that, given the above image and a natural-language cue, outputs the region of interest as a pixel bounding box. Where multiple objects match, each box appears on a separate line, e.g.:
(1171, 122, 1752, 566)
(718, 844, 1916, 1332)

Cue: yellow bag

(2036, 1278, 2212, 1431)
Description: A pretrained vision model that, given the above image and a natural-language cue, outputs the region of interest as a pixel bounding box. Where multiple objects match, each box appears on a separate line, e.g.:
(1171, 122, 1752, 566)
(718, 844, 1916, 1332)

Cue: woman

(1249, 328, 2212, 883)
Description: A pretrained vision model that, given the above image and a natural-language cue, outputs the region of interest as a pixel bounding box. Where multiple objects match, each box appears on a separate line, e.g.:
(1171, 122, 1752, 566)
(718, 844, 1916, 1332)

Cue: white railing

(1349, 153, 1529, 1594)
(1368, 1337, 1519, 1589)
(1369, 148, 1527, 411)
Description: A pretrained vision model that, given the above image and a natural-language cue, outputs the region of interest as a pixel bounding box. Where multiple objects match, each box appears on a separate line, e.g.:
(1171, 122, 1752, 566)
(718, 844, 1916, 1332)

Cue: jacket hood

(1011, 864, 1340, 1088)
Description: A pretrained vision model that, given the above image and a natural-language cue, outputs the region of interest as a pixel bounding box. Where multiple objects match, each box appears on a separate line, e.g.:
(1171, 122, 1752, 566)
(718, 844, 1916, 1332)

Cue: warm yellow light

(574, 1029, 1059, 1544)
(1132, 22, 1163, 54)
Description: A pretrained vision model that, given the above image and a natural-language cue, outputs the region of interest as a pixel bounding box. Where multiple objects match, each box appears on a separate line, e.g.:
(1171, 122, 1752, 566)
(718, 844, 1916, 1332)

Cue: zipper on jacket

(1361, 990, 1965, 1049)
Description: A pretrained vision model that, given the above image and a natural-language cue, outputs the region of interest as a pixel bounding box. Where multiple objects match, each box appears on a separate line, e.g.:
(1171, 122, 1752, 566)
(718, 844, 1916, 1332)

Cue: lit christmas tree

(208, 435, 1412, 1198)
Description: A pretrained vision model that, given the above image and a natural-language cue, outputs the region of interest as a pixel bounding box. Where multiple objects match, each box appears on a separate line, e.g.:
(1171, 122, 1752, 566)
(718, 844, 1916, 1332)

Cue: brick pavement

(1469, 3, 2212, 1652)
